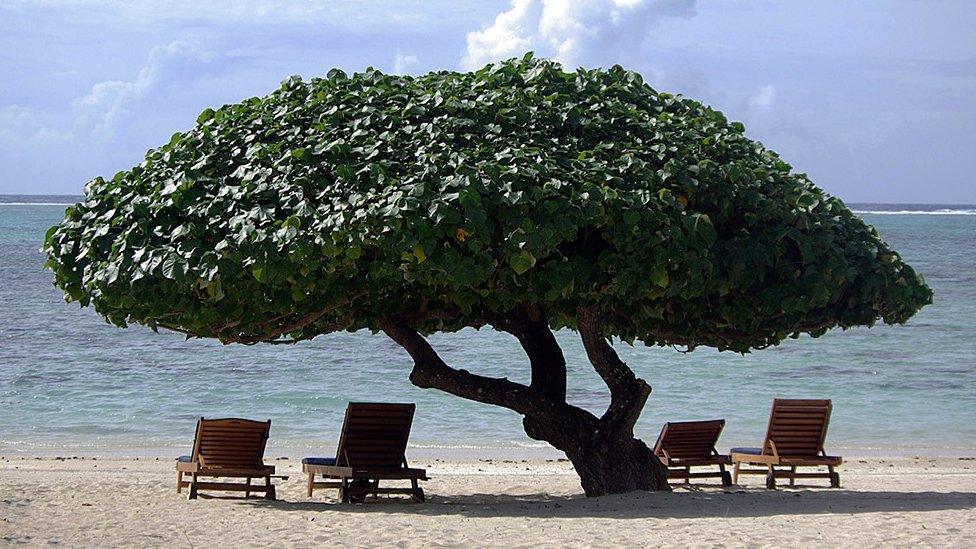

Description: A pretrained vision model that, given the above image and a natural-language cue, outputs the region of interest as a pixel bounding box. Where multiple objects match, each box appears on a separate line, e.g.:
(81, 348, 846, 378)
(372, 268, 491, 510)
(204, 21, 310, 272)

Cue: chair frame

(653, 419, 733, 486)
(730, 399, 842, 489)
(176, 417, 283, 500)
(303, 403, 428, 503)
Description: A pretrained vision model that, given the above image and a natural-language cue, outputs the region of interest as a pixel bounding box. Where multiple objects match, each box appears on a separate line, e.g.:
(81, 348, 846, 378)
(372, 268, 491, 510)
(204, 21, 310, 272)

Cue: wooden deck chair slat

(303, 402, 428, 503)
(730, 399, 841, 489)
(762, 399, 831, 457)
(175, 418, 280, 501)
(652, 420, 731, 486)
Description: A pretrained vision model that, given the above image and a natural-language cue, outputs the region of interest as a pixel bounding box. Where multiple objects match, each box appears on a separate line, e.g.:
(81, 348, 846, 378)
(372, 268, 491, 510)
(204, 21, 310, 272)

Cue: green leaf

(161, 257, 184, 281)
(197, 108, 215, 124)
(206, 278, 224, 301)
(44, 226, 58, 246)
(412, 243, 427, 263)
(509, 249, 536, 275)
(688, 213, 716, 246)
(797, 192, 819, 209)
(650, 264, 669, 288)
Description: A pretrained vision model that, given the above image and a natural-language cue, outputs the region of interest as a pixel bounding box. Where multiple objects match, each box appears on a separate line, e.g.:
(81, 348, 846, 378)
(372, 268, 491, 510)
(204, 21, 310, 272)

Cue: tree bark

(380, 308, 670, 496)
(576, 305, 651, 439)
(567, 435, 669, 496)
(488, 303, 567, 403)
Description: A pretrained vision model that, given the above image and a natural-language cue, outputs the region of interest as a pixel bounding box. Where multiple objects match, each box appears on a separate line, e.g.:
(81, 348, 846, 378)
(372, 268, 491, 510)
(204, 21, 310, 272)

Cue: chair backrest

(653, 419, 725, 460)
(761, 399, 832, 457)
(335, 403, 415, 470)
(191, 418, 271, 469)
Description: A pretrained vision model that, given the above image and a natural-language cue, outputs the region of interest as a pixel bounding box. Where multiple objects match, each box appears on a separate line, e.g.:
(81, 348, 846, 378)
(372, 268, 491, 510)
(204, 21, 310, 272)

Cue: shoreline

(3, 443, 976, 460)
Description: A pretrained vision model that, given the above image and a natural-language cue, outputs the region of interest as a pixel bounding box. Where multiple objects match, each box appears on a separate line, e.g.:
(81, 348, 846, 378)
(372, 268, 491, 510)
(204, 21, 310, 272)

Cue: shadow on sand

(240, 488, 976, 519)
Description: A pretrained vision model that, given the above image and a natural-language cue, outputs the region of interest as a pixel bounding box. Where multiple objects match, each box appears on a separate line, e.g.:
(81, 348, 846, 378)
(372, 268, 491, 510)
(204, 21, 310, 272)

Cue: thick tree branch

(577, 305, 651, 436)
(577, 305, 643, 394)
(380, 316, 539, 415)
(488, 303, 567, 403)
(381, 315, 598, 449)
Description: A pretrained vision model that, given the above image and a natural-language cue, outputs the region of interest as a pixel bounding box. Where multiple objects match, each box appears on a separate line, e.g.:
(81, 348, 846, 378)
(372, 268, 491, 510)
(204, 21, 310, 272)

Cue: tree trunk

(380, 308, 672, 497)
(565, 434, 670, 496)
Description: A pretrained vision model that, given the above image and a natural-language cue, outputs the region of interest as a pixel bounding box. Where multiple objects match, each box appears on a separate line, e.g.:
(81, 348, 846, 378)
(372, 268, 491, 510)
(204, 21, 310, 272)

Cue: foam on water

(852, 209, 976, 215)
(0, 203, 76, 206)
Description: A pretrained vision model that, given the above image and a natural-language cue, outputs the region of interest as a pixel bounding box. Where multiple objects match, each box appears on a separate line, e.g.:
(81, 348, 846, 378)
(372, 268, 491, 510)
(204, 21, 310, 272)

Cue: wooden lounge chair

(176, 417, 283, 500)
(302, 402, 428, 503)
(730, 399, 842, 489)
(653, 419, 732, 486)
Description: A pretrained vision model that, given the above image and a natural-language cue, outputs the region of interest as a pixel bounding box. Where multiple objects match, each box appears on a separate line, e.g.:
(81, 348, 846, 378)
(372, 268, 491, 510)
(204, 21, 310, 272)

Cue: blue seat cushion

(730, 447, 763, 455)
(177, 455, 193, 462)
(302, 456, 337, 466)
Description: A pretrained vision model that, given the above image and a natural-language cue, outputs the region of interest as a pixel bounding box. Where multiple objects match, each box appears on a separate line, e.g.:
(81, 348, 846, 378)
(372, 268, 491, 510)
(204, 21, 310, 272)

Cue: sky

(1, 0, 974, 203)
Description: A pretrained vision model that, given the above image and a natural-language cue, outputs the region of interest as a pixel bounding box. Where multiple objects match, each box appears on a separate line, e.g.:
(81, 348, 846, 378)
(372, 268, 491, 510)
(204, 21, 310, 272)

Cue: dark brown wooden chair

(302, 403, 428, 503)
(730, 399, 842, 488)
(653, 419, 732, 486)
(176, 417, 282, 500)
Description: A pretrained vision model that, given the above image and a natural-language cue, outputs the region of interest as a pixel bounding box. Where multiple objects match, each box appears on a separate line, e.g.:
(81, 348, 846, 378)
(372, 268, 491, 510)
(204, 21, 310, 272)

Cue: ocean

(1, 196, 974, 456)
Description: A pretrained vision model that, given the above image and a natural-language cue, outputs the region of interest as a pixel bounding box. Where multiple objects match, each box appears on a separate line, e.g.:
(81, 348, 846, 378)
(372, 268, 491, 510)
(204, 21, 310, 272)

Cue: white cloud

(4, 0, 469, 26)
(463, 0, 538, 69)
(71, 41, 215, 140)
(0, 105, 73, 146)
(4, 0, 333, 21)
(462, 0, 697, 70)
(393, 53, 419, 74)
(742, 84, 780, 131)
(738, 84, 816, 142)
(747, 85, 777, 112)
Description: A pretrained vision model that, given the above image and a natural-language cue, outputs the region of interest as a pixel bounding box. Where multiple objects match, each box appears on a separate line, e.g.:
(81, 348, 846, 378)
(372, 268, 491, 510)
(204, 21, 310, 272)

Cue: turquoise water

(1, 199, 974, 455)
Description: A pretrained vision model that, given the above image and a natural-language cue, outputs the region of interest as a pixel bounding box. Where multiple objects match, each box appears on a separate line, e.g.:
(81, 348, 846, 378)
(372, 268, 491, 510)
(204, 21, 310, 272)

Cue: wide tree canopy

(45, 55, 931, 496)
(45, 54, 930, 352)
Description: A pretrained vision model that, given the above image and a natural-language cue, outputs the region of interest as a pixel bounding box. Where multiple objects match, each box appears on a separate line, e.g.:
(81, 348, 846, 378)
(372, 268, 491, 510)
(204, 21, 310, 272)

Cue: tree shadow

(242, 488, 976, 519)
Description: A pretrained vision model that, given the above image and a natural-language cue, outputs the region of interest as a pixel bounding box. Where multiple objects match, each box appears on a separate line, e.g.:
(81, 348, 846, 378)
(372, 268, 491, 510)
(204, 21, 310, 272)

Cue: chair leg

(789, 466, 796, 487)
(245, 476, 252, 499)
(339, 478, 349, 503)
(187, 473, 199, 500)
(719, 464, 732, 487)
(176, 471, 183, 493)
(684, 466, 691, 484)
(306, 472, 315, 498)
(264, 476, 276, 501)
(410, 478, 425, 503)
(765, 465, 776, 489)
(829, 465, 840, 488)
(732, 462, 740, 485)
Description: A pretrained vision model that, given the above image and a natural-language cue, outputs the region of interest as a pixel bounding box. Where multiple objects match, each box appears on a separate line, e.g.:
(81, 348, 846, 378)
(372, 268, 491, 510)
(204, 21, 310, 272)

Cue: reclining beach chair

(302, 402, 428, 503)
(730, 399, 842, 488)
(653, 419, 732, 486)
(176, 418, 282, 500)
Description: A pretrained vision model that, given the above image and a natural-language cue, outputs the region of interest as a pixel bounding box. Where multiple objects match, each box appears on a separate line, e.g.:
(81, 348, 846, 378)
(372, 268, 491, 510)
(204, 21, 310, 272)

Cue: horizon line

(3, 194, 975, 208)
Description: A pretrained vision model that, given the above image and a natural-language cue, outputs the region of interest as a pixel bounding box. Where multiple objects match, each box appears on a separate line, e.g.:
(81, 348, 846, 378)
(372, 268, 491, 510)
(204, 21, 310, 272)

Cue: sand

(1, 455, 975, 547)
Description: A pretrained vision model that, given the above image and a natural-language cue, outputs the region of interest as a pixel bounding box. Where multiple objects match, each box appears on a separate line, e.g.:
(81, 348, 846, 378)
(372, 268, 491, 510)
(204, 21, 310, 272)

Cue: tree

(44, 55, 932, 496)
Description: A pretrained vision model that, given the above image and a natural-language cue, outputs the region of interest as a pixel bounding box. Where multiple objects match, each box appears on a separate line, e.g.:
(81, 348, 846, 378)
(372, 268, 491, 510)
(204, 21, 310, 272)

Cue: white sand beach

(2, 455, 974, 547)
